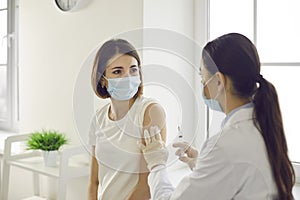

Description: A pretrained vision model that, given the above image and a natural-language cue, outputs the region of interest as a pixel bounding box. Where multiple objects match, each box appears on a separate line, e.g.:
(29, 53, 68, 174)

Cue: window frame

(0, 0, 19, 132)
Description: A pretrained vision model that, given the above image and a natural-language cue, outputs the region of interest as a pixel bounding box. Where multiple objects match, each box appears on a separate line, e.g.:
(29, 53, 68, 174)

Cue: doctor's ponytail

(202, 33, 295, 200)
(253, 76, 295, 200)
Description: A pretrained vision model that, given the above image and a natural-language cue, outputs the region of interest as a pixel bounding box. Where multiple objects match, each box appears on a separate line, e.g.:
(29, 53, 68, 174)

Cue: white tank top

(89, 96, 157, 200)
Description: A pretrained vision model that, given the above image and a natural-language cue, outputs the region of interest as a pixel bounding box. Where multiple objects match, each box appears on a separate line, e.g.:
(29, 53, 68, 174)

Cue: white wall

(19, 0, 143, 144)
(11, 0, 143, 200)
(143, 0, 206, 149)
(141, 0, 208, 186)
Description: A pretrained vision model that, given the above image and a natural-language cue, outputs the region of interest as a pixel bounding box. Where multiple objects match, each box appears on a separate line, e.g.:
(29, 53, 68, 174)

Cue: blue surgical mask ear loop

(102, 74, 108, 80)
(99, 75, 108, 89)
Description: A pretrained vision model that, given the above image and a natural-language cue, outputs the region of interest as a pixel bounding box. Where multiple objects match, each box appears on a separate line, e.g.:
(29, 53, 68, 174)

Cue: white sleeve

(148, 165, 175, 200)
(149, 140, 238, 200)
(169, 155, 236, 200)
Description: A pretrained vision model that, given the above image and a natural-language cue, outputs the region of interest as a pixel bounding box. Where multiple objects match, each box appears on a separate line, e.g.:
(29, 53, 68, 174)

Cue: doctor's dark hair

(202, 33, 295, 200)
(91, 38, 143, 98)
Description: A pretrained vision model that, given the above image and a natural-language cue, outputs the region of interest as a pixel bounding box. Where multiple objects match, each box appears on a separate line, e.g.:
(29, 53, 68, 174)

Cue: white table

(0, 134, 90, 200)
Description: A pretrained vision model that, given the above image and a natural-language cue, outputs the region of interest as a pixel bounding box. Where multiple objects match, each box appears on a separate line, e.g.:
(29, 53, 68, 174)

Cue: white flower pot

(42, 151, 59, 167)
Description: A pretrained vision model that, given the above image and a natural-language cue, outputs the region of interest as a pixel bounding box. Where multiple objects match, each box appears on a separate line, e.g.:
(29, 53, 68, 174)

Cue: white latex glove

(173, 142, 198, 170)
(138, 126, 169, 171)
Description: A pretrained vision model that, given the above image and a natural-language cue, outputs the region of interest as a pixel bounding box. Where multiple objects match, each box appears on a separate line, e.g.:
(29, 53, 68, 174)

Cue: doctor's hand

(173, 142, 198, 171)
(138, 126, 169, 171)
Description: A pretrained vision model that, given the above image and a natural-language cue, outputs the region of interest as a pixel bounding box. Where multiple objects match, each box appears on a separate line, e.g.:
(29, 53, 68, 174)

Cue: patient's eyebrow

(110, 66, 123, 70)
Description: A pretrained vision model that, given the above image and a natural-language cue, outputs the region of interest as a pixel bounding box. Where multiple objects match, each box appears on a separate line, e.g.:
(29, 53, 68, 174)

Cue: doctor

(139, 33, 295, 200)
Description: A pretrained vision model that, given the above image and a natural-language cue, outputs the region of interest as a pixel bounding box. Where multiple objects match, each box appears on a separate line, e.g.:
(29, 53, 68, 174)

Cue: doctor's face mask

(201, 75, 223, 112)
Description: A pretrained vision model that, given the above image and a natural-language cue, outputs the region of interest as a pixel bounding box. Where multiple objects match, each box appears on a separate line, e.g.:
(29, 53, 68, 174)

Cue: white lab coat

(148, 107, 278, 200)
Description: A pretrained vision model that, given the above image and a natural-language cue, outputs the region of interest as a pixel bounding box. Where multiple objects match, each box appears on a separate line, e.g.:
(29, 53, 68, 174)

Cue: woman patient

(88, 39, 166, 200)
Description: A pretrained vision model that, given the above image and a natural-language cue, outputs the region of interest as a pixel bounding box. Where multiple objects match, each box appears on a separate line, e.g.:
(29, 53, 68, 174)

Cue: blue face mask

(201, 76, 223, 112)
(104, 75, 141, 100)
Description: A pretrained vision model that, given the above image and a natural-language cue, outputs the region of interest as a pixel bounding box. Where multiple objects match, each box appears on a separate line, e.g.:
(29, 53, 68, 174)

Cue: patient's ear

(100, 77, 107, 88)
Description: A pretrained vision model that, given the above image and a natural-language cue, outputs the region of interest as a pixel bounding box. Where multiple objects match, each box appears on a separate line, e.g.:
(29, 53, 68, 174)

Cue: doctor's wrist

(150, 164, 166, 172)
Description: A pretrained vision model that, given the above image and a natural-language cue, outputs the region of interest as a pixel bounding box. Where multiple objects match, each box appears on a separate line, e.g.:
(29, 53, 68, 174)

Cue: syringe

(177, 126, 185, 156)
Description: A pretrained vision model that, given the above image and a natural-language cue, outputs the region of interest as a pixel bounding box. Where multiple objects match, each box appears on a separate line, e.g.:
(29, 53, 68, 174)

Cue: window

(209, 0, 254, 42)
(0, 0, 19, 131)
(209, 0, 300, 171)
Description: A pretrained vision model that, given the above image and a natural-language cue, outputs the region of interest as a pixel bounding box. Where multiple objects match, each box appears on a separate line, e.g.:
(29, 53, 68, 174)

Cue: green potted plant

(27, 129, 68, 167)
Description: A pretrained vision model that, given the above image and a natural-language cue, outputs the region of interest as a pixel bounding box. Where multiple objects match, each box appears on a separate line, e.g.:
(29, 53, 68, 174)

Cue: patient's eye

(130, 67, 138, 74)
(112, 70, 122, 74)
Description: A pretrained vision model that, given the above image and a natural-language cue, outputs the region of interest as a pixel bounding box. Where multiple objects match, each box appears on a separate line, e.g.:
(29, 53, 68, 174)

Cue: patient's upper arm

(143, 103, 167, 142)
